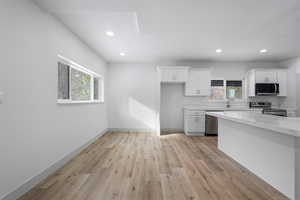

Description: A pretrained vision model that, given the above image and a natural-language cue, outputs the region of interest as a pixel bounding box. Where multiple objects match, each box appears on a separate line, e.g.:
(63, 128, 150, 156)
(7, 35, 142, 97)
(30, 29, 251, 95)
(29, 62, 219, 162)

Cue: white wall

(296, 60, 300, 117)
(107, 64, 160, 132)
(160, 84, 185, 131)
(108, 61, 283, 131)
(179, 61, 280, 80)
(296, 138, 300, 200)
(293, 58, 300, 117)
(297, 74, 300, 117)
(0, 0, 107, 198)
(279, 58, 300, 111)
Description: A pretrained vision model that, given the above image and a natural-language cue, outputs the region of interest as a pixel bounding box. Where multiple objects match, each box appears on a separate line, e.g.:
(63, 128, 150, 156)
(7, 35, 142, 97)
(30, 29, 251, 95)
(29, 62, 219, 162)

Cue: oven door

(255, 83, 279, 96)
(262, 109, 287, 117)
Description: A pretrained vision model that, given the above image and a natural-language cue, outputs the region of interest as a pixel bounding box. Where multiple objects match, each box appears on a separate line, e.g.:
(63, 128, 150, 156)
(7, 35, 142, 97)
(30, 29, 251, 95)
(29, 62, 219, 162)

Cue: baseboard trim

(160, 128, 184, 133)
(185, 133, 205, 136)
(1, 129, 108, 200)
(108, 128, 155, 133)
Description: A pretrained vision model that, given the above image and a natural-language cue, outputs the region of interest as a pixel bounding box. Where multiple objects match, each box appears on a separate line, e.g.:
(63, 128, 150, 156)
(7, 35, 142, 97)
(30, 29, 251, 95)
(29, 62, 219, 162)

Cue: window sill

(57, 100, 104, 104)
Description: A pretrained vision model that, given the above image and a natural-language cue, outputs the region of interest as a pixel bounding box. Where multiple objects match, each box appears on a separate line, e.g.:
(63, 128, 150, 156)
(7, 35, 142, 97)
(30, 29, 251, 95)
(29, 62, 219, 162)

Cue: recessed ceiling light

(216, 49, 223, 53)
(120, 52, 125, 56)
(260, 49, 268, 53)
(106, 31, 114, 37)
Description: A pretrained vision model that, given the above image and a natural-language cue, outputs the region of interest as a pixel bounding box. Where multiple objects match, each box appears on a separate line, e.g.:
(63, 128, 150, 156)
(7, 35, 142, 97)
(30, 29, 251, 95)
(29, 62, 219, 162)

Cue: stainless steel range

(249, 101, 287, 117)
(262, 108, 287, 117)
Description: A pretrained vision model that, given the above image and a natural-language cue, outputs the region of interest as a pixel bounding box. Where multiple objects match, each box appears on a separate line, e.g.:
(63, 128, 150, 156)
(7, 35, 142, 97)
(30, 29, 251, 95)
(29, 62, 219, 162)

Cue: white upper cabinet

(246, 69, 288, 97)
(158, 66, 189, 83)
(277, 69, 287, 97)
(185, 68, 211, 96)
(255, 70, 277, 83)
(246, 70, 256, 97)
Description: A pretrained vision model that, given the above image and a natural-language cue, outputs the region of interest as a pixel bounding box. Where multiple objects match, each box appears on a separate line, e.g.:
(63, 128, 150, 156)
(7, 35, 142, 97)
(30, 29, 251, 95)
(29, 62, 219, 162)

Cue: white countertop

(184, 105, 262, 111)
(184, 105, 297, 112)
(207, 111, 300, 137)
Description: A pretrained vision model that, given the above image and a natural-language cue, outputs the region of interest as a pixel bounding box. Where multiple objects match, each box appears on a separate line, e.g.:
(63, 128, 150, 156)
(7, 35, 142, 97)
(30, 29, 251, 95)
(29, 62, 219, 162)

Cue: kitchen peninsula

(207, 111, 300, 200)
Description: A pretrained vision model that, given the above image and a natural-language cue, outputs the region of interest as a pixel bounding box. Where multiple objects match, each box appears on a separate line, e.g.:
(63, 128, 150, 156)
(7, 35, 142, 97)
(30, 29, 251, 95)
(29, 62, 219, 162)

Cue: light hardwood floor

(19, 132, 288, 200)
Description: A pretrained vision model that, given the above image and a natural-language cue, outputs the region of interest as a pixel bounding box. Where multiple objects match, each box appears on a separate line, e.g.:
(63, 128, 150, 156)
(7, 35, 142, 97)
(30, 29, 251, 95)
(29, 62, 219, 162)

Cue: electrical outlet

(0, 92, 4, 104)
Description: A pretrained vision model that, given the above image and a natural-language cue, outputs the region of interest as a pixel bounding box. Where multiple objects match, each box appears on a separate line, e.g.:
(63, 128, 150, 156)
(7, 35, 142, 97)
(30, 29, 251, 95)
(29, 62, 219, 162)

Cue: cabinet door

(255, 70, 277, 83)
(159, 68, 172, 82)
(171, 69, 188, 82)
(187, 115, 205, 132)
(277, 69, 287, 96)
(159, 67, 189, 82)
(185, 69, 211, 96)
(246, 70, 256, 97)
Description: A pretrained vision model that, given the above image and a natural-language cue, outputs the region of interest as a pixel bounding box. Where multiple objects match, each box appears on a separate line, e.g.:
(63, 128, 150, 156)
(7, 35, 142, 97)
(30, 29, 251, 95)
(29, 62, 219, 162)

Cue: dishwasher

(205, 110, 223, 136)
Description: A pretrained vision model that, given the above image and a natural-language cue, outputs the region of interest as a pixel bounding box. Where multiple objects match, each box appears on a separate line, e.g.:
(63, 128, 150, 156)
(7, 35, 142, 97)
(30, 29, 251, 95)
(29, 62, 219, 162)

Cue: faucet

(226, 100, 231, 108)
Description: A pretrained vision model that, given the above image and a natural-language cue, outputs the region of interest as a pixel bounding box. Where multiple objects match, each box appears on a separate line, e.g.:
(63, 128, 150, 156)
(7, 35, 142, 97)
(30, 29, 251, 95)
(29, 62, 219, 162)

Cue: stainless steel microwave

(255, 83, 279, 96)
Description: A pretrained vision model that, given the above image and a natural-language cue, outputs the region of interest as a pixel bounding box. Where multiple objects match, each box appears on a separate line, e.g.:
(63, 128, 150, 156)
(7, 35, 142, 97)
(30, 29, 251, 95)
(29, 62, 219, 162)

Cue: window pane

(209, 87, 225, 100)
(71, 68, 91, 101)
(226, 80, 243, 99)
(209, 80, 225, 100)
(58, 62, 69, 99)
(94, 78, 99, 100)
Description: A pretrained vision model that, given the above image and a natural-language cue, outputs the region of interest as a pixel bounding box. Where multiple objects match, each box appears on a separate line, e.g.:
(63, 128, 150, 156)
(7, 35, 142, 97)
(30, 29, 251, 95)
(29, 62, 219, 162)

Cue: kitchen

(1, 1, 300, 200)
(158, 62, 300, 199)
(159, 64, 296, 135)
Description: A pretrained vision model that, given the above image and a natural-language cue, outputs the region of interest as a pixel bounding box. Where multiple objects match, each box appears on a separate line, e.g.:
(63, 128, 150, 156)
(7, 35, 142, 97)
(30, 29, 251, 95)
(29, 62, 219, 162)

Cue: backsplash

(161, 83, 287, 109)
(248, 96, 285, 108)
(184, 93, 286, 107)
(183, 98, 246, 108)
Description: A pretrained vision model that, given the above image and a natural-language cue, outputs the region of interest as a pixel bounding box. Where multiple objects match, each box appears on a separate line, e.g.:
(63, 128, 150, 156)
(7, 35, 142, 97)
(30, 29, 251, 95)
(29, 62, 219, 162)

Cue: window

(226, 80, 243, 100)
(57, 55, 104, 104)
(209, 80, 225, 100)
(209, 79, 243, 101)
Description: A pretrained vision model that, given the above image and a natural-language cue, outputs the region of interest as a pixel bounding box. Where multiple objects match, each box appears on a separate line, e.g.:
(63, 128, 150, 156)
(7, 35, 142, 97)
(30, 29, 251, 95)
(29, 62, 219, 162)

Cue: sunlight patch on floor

(129, 97, 159, 135)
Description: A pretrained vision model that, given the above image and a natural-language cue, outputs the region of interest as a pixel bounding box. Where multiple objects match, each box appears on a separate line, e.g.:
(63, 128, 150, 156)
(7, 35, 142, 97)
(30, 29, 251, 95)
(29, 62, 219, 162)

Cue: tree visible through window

(226, 80, 243, 100)
(57, 56, 104, 104)
(58, 62, 70, 100)
(209, 79, 243, 100)
(93, 77, 99, 100)
(209, 80, 225, 100)
(71, 68, 91, 101)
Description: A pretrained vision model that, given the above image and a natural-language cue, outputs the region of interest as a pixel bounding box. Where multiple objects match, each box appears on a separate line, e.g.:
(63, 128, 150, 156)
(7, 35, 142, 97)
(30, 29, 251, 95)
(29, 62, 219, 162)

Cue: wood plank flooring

(18, 132, 288, 200)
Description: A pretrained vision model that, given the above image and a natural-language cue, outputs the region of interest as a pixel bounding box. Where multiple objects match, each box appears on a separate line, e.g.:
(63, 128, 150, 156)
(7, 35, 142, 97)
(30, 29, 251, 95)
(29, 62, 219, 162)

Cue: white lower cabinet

(184, 110, 205, 136)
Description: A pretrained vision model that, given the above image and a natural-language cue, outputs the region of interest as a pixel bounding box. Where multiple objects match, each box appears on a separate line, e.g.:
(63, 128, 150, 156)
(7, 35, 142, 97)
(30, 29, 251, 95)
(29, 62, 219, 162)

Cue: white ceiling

(34, 0, 300, 63)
